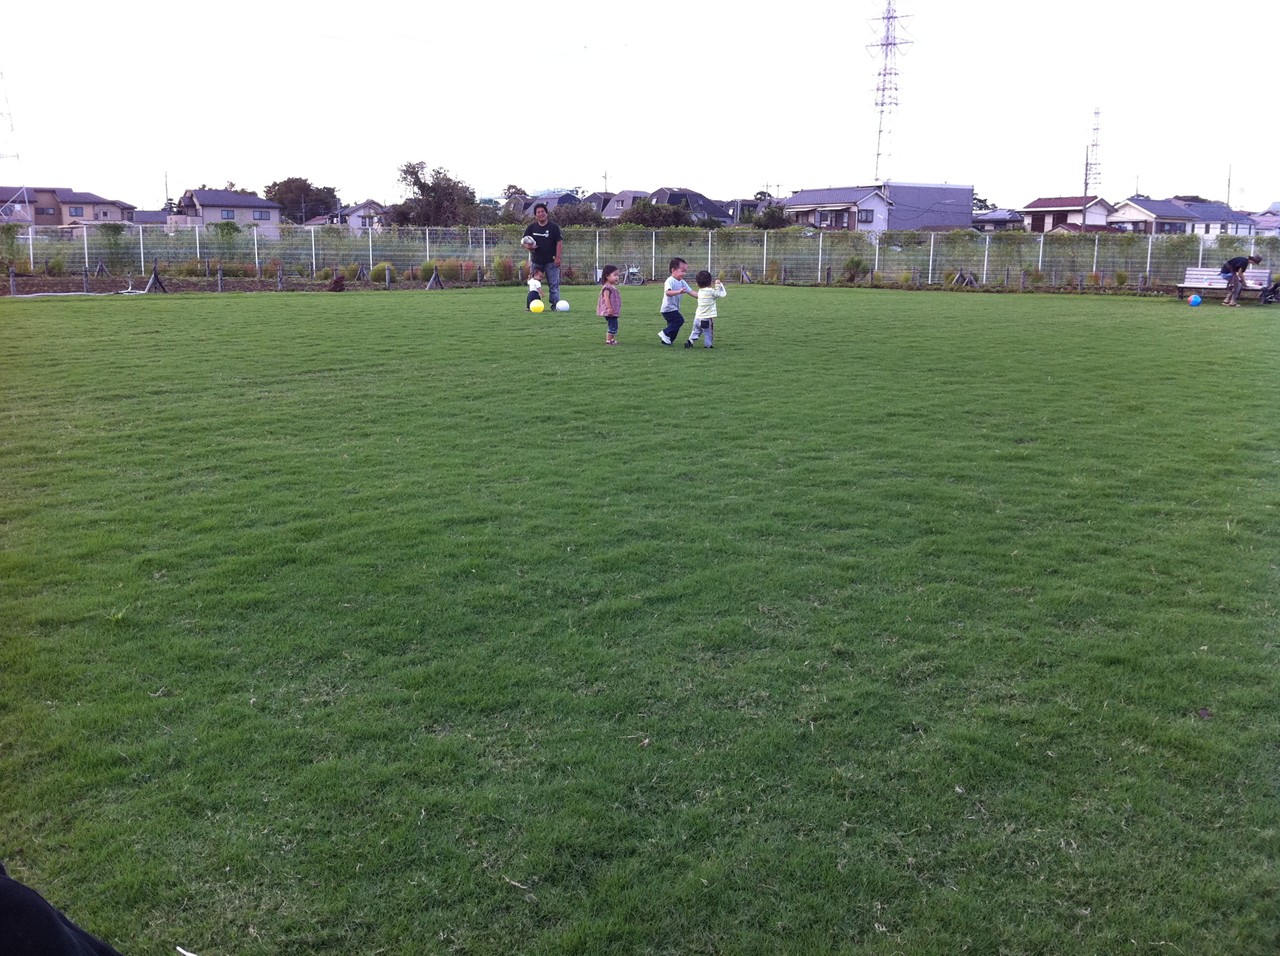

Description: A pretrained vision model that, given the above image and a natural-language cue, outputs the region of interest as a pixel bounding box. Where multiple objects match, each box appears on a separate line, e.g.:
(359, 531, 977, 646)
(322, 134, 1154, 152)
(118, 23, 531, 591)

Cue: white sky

(3, 1, 1276, 213)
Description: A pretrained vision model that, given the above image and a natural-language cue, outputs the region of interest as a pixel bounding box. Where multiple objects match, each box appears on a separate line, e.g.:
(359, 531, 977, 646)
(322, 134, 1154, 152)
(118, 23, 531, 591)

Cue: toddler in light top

(685, 270, 726, 348)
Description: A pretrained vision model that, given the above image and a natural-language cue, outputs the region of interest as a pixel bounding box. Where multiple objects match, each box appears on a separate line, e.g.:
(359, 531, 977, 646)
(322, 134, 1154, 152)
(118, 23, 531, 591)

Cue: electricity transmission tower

(869, 2, 909, 183)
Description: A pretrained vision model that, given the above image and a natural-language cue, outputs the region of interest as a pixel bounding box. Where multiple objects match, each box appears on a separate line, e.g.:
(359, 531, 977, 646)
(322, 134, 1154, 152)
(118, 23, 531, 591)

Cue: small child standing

(685, 270, 726, 348)
(526, 266, 544, 311)
(658, 257, 696, 345)
(597, 264, 622, 345)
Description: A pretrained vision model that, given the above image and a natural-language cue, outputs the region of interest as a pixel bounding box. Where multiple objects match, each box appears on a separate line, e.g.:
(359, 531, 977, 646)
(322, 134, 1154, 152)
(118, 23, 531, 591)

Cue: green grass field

(2, 286, 1276, 955)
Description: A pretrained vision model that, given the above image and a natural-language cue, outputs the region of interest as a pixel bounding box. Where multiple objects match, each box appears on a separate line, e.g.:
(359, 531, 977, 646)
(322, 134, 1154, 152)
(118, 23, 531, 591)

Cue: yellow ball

(530, 300, 544, 313)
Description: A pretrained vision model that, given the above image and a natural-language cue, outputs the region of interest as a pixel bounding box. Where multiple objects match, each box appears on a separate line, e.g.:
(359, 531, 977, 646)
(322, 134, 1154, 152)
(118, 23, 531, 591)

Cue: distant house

(1250, 207, 1280, 236)
(131, 210, 170, 227)
(877, 182, 973, 231)
(1, 186, 135, 225)
(581, 191, 614, 213)
(601, 190, 650, 220)
(1107, 196, 1198, 234)
(1046, 222, 1123, 235)
(648, 187, 733, 224)
(1171, 199, 1256, 236)
(779, 182, 972, 233)
(780, 186, 888, 231)
(169, 189, 282, 238)
(972, 209, 1024, 232)
(329, 199, 384, 234)
(1017, 196, 1115, 233)
(723, 197, 767, 224)
(503, 192, 582, 219)
(54, 189, 136, 224)
(0, 186, 35, 225)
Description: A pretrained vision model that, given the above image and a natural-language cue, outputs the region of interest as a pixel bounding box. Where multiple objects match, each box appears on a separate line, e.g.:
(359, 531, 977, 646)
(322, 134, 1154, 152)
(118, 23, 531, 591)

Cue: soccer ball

(555, 300, 570, 312)
(530, 300, 544, 313)
(1188, 294, 1202, 307)
(520, 236, 537, 250)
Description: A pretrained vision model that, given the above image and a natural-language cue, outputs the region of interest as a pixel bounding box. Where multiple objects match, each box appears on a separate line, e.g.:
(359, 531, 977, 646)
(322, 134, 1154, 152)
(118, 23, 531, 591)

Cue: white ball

(555, 300, 570, 312)
(520, 236, 537, 249)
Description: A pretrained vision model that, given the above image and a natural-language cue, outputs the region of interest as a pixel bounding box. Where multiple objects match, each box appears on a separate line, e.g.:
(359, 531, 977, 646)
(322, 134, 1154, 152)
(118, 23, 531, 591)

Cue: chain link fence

(3, 221, 1277, 289)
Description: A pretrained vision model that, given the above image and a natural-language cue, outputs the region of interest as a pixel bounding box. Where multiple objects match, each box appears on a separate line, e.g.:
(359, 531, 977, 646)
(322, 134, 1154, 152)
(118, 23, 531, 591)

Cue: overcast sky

(3, 1, 1276, 213)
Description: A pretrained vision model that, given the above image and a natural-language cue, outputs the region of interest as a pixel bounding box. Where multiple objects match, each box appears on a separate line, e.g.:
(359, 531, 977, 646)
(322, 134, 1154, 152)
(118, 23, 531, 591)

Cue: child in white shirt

(685, 270, 726, 348)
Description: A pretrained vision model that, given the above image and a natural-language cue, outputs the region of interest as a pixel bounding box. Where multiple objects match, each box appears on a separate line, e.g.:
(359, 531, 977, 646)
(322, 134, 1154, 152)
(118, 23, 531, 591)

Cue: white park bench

(1177, 266, 1272, 300)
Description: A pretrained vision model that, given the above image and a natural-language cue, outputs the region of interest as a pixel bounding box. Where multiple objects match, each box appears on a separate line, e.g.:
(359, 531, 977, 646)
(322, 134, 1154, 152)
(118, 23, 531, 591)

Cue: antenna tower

(0, 72, 18, 160)
(1085, 107, 1101, 193)
(869, 2, 910, 183)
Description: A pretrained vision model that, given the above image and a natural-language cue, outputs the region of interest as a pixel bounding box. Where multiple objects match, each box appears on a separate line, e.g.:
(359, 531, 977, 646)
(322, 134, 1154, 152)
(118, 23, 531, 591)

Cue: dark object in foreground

(0, 861, 124, 955)
(327, 275, 346, 292)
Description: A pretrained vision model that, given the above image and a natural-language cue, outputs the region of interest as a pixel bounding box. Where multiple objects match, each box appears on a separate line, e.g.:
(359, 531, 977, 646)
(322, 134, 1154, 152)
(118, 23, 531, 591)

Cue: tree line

(261, 166, 790, 229)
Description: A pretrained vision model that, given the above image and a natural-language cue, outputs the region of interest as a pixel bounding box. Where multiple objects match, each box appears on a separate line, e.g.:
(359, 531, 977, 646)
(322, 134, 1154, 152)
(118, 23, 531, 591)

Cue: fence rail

(2, 222, 1276, 289)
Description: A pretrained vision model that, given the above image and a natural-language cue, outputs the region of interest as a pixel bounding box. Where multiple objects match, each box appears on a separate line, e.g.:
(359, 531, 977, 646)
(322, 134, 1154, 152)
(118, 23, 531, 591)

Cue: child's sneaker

(658, 331, 672, 345)
(684, 340, 694, 348)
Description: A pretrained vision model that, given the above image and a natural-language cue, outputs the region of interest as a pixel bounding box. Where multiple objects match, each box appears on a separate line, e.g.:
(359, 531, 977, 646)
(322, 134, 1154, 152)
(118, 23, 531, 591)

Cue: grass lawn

(1, 286, 1276, 955)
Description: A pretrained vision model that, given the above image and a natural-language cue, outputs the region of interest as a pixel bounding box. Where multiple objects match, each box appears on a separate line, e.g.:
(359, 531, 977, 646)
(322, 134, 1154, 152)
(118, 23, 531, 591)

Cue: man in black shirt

(521, 202, 563, 309)
(1219, 254, 1261, 306)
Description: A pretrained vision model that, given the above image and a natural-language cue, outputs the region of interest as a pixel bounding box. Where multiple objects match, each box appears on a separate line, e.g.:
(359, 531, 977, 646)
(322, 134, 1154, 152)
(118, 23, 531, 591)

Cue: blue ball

(1188, 294, 1202, 307)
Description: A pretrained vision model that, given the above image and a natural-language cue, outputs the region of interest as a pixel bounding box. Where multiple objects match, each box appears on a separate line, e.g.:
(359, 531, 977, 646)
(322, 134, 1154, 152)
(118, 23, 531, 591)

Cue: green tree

(554, 203, 605, 227)
(389, 163, 478, 226)
(98, 222, 128, 269)
(265, 178, 341, 224)
(753, 204, 789, 230)
(619, 198, 694, 228)
(503, 184, 528, 199)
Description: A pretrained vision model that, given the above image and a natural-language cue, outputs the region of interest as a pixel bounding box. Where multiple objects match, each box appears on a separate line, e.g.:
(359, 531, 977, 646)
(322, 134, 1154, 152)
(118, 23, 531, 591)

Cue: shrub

(493, 257, 515, 283)
(459, 259, 476, 283)
(421, 260, 437, 281)
(371, 262, 396, 284)
(317, 267, 333, 281)
(843, 256, 867, 283)
(46, 257, 66, 277)
(343, 263, 361, 281)
(1114, 270, 1129, 288)
(439, 259, 462, 282)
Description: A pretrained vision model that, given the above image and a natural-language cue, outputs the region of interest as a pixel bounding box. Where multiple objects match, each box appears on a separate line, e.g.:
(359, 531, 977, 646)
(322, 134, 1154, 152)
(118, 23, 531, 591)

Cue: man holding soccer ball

(522, 202, 563, 309)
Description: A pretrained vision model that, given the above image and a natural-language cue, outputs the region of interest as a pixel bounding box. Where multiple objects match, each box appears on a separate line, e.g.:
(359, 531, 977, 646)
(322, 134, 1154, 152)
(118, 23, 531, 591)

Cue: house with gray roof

(648, 187, 733, 225)
(1249, 208, 1280, 237)
(877, 182, 973, 231)
(1107, 196, 1199, 234)
(601, 190, 650, 220)
(972, 209, 1024, 232)
(170, 188, 283, 238)
(780, 182, 973, 233)
(778, 186, 889, 231)
(1171, 199, 1256, 236)
(1, 186, 136, 225)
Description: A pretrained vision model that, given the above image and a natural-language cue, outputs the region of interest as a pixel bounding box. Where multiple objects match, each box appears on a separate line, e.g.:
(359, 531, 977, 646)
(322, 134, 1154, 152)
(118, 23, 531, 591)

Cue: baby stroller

(1259, 280, 1280, 305)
